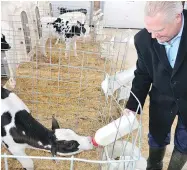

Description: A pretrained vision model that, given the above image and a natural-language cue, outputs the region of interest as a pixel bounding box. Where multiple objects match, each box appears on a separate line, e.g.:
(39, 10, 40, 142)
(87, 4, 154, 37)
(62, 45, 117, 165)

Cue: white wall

(103, 1, 146, 29)
(184, 2, 187, 9)
(50, 1, 91, 17)
(37, 1, 52, 17)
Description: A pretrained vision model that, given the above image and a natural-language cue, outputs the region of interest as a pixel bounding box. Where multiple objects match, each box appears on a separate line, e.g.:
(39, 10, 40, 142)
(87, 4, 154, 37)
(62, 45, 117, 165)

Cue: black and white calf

(1, 32, 16, 89)
(1, 34, 11, 51)
(40, 12, 90, 58)
(1, 87, 93, 170)
(58, 7, 87, 15)
(1, 33, 11, 78)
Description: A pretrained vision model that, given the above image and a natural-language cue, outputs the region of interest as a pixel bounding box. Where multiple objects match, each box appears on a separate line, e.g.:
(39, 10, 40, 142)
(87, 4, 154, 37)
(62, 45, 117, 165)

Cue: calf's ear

(52, 116, 60, 130)
(77, 21, 81, 26)
(2, 34, 5, 40)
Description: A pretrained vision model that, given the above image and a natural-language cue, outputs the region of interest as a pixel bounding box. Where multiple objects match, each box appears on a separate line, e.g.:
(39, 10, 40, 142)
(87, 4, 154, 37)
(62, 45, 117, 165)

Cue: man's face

(145, 13, 182, 43)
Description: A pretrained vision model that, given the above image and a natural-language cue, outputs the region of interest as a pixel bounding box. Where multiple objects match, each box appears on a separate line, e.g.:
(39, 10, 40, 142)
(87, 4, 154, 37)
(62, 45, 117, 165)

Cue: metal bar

(4, 153, 9, 170)
(1, 154, 139, 164)
(89, 1, 94, 26)
(70, 155, 74, 170)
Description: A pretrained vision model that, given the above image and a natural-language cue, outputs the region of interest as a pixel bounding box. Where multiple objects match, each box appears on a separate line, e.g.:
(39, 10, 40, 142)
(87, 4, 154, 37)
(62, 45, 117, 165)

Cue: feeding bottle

(92, 111, 139, 146)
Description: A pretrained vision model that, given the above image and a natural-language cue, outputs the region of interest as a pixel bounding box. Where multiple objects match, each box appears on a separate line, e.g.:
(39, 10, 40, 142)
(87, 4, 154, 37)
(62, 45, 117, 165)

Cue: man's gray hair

(145, 1, 183, 22)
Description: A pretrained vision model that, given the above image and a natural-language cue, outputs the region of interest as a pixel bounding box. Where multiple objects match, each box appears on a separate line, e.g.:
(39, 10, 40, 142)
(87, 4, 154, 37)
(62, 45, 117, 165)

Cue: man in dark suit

(125, 2, 187, 170)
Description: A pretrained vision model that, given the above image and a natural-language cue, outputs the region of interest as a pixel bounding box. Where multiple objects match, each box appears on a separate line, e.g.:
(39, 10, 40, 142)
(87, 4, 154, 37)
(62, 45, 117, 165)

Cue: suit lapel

(172, 14, 187, 77)
(153, 40, 173, 74)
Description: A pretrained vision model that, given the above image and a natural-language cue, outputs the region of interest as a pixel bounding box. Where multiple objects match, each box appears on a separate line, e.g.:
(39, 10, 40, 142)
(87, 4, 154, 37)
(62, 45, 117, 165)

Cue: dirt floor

(1, 33, 186, 170)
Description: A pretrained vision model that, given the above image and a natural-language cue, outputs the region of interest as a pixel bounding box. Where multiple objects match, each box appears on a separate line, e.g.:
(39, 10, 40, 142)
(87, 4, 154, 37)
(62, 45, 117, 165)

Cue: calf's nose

(87, 136, 92, 143)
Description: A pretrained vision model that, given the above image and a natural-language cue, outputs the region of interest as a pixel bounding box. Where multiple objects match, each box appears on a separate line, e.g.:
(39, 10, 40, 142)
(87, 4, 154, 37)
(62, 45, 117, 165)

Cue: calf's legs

(9, 146, 34, 170)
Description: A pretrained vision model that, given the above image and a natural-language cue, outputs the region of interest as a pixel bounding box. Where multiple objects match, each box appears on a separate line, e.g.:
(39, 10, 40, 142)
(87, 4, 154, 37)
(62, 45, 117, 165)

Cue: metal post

(4, 153, 9, 170)
(70, 155, 74, 170)
(100, 1, 105, 22)
(89, 1, 94, 26)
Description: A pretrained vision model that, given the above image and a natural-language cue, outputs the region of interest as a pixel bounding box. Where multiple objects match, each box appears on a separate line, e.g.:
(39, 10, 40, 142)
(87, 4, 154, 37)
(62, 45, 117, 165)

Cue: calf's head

(50, 18, 90, 38)
(51, 117, 93, 156)
(76, 21, 91, 36)
(1, 34, 11, 51)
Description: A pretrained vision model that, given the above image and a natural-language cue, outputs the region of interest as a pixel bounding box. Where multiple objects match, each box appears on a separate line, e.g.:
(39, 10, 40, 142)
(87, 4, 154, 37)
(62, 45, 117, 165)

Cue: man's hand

(123, 108, 136, 116)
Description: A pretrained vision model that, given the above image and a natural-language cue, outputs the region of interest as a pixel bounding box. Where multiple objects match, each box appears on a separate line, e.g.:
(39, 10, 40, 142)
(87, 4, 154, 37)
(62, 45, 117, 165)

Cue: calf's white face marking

(38, 141, 43, 146)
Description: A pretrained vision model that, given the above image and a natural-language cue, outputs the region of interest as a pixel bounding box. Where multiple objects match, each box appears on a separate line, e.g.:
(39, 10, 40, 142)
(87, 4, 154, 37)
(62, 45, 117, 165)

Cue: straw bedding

(1, 39, 124, 170)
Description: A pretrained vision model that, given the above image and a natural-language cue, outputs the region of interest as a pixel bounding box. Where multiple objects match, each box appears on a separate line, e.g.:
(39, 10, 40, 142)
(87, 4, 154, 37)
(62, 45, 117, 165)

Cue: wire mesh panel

(1, 2, 143, 170)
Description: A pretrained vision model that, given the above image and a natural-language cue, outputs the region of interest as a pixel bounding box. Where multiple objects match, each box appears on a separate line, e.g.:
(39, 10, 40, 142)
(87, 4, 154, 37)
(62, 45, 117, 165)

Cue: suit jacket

(126, 10, 187, 145)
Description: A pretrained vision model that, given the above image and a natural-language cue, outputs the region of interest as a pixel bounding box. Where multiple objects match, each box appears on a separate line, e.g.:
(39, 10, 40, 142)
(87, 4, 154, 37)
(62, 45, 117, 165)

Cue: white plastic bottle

(92, 111, 139, 146)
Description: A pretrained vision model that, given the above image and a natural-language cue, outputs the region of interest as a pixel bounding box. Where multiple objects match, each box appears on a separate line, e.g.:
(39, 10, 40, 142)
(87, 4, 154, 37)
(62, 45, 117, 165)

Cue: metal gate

(20, 11, 32, 54)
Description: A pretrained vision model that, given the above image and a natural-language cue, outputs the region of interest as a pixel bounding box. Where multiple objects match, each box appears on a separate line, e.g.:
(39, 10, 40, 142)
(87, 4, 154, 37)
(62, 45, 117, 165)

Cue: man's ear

(176, 13, 182, 23)
(52, 116, 60, 130)
(54, 18, 61, 23)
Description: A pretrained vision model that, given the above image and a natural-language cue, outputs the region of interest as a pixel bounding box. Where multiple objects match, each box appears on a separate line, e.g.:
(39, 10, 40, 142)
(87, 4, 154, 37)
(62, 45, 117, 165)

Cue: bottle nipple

(92, 137, 99, 147)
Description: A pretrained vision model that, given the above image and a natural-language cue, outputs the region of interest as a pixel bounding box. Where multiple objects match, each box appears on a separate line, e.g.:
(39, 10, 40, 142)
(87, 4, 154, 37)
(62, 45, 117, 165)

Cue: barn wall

(103, 1, 146, 28)
(184, 1, 187, 9)
(50, 1, 91, 18)
(37, 1, 52, 17)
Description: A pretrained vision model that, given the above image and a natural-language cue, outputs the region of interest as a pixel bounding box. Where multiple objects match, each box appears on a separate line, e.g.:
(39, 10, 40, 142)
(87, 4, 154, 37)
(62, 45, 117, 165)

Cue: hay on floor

(1, 39, 127, 170)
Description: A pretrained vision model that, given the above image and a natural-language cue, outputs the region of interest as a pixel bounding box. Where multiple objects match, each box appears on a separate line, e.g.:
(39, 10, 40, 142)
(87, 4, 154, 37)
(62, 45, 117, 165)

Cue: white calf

(101, 66, 136, 99)
(1, 29, 16, 90)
